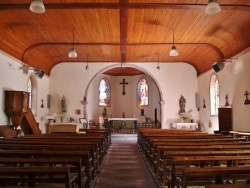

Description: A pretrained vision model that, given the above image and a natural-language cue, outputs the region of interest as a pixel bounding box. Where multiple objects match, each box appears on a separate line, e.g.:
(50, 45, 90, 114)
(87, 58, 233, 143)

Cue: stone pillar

(159, 100, 165, 129)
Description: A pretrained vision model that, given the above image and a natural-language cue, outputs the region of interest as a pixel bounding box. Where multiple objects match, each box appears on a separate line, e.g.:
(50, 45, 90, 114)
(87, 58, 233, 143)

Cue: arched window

(210, 74, 220, 115)
(27, 77, 32, 109)
(99, 78, 110, 106)
(27, 75, 37, 115)
(137, 77, 149, 107)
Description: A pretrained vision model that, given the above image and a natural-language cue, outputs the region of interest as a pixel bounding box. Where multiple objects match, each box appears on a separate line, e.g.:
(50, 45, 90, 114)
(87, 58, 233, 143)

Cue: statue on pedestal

(61, 95, 66, 113)
(179, 95, 186, 113)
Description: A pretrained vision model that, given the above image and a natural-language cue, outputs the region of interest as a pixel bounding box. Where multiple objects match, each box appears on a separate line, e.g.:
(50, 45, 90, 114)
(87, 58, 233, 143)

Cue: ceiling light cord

(156, 54, 161, 73)
(85, 54, 90, 72)
(170, 28, 179, 56)
(68, 28, 77, 58)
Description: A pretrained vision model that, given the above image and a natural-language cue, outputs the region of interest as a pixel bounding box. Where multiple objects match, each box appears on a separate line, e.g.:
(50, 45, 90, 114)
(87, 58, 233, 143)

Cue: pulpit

(4, 90, 41, 135)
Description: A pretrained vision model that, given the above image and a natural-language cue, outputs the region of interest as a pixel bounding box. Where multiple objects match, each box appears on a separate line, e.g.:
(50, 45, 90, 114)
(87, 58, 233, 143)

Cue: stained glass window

(99, 78, 110, 106)
(27, 77, 32, 109)
(138, 78, 149, 106)
(210, 74, 220, 115)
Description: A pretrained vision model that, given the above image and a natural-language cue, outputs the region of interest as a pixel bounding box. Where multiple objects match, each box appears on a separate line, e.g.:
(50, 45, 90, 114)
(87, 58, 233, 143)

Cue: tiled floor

(93, 133, 158, 188)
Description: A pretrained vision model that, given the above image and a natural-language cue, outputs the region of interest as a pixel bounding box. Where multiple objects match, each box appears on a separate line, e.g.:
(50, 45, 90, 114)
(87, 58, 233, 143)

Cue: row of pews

(138, 128, 250, 188)
(0, 128, 112, 188)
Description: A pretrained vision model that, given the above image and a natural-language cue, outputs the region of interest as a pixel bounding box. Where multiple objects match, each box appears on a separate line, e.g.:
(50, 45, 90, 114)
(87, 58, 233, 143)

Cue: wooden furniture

(172, 123, 198, 130)
(108, 118, 138, 133)
(4, 90, 41, 134)
(50, 123, 79, 133)
(0, 125, 19, 138)
(182, 166, 250, 188)
(218, 107, 232, 132)
(0, 166, 75, 188)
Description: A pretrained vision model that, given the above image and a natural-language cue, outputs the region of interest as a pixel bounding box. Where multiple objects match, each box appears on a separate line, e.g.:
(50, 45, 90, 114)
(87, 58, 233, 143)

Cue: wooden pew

(182, 166, 250, 188)
(0, 157, 85, 188)
(12, 136, 105, 163)
(0, 138, 101, 169)
(0, 166, 75, 188)
(138, 128, 250, 188)
(151, 138, 247, 171)
(0, 149, 93, 187)
(146, 141, 250, 175)
(148, 137, 247, 164)
(160, 150, 250, 187)
(206, 185, 250, 188)
(170, 155, 250, 188)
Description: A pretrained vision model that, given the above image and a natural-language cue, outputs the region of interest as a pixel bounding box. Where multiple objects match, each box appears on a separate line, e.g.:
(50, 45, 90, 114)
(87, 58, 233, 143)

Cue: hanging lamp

(156, 54, 161, 73)
(205, 0, 221, 14)
(30, 0, 45, 14)
(85, 54, 90, 72)
(170, 28, 178, 56)
(68, 29, 77, 58)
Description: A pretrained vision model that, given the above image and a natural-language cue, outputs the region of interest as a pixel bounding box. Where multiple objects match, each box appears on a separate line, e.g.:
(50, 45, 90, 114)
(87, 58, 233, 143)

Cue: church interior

(0, 0, 250, 187)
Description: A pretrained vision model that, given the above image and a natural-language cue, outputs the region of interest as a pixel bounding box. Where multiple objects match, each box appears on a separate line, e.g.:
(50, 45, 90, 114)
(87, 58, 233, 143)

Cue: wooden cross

(120, 78, 128, 95)
(244, 91, 250, 104)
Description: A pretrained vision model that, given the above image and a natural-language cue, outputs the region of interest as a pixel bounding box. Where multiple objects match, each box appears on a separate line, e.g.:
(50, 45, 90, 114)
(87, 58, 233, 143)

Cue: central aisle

(93, 133, 158, 188)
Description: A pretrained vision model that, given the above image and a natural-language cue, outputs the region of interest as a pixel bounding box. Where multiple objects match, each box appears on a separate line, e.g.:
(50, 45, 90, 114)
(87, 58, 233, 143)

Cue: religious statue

(179, 95, 186, 113)
(61, 95, 66, 113)
(103, 107, 107, 117)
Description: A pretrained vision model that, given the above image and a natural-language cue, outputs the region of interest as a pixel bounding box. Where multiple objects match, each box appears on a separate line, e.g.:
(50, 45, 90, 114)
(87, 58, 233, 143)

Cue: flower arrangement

(180, 113, 189, 121)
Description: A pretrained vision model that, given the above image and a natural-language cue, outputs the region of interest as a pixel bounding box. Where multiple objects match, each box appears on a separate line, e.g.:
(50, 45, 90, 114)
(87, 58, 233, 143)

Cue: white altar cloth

(172, 123, 198, 130)
(108, 118, 138, 121)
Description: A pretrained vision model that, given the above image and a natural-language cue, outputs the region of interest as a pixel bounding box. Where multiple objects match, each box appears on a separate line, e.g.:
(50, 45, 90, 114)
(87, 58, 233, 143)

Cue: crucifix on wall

(120, 78, 128, 95)
(244, 91, 250, 104)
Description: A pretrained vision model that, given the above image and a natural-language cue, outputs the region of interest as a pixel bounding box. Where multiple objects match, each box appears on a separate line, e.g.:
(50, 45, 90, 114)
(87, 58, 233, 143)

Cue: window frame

(98, 77, 111, 107)
(27, 74, 37, 116)
(137, 77, 149, 107)
(209, 73, 220, 116)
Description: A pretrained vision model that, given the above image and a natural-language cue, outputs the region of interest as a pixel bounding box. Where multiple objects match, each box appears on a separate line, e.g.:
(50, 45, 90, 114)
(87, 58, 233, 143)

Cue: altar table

(108, 118, 138, 133)
(172, 123, 198, 130)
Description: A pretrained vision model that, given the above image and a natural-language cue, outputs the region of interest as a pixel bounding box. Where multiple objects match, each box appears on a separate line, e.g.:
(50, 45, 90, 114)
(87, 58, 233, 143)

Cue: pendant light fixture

(68, 29, 77, 58)
(30, 0, 45, 14)
(205, 0, 221, 15)
(85, 54, 90, 72)
(170, 28, 178, 56)
(156, 54, 161, 73)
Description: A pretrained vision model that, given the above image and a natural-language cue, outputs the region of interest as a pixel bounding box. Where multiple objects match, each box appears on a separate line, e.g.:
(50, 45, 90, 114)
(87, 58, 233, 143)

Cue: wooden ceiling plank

(0, 3, 250, 12)
(120, 0, 128, 62)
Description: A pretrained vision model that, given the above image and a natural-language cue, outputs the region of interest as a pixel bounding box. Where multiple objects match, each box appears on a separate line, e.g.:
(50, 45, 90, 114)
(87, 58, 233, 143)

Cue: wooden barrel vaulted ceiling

(0, 1, 250, 76)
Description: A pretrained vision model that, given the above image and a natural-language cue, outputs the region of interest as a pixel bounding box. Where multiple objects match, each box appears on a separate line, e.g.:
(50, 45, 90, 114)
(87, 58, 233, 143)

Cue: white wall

(49, 62, 198, 129)
(0, 51, 49, 133)
(2, 49, 249, 133)
(87, 73, 161, 124)
(198, 50, 250, 133)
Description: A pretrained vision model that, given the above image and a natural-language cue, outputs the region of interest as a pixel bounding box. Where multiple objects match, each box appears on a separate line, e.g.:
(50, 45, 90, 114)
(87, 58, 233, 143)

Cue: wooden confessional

(4, 90, 41, 135)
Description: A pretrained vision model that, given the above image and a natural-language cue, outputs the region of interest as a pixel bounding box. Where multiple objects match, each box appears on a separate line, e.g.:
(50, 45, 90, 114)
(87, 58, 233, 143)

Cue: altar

(172, 123, 198, 130)
(108, 118, 138, 133)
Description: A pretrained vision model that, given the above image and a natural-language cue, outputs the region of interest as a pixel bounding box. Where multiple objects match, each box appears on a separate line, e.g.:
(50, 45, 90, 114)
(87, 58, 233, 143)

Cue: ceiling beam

(1, 3, 250, 12)
(120, 0, 128, 63)
(22, 42, 224, 63)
